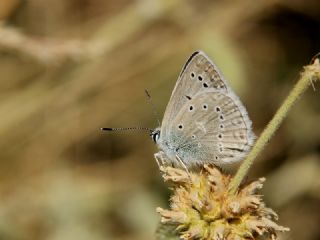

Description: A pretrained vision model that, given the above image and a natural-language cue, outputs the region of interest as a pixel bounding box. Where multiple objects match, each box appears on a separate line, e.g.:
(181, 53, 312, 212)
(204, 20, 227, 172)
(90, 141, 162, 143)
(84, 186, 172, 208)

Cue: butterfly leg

(175, 155, 191, 180)
(154, 153, 162, 168)
(154, 151, 167, 168)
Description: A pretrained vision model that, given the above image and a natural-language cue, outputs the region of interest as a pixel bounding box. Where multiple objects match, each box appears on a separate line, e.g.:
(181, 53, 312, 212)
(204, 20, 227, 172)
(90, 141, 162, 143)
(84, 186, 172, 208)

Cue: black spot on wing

(179, 51, 200, 77)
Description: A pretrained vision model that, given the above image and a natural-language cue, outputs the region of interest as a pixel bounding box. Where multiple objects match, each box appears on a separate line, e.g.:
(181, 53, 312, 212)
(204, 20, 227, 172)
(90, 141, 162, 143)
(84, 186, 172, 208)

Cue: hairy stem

(228, 57, 320, 195)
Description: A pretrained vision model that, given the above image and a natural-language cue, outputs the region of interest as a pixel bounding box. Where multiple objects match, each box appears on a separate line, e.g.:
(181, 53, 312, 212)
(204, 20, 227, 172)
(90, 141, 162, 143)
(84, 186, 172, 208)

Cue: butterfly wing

(159, 51, 254, 166)
(164, 90, 254, 166)
(161, 51, 228, 138)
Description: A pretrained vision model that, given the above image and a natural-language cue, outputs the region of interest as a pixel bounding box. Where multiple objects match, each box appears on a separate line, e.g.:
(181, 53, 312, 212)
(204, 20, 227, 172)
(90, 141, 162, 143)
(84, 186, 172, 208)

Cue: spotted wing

(161, 51, 229, 139)
(165, 90, 255, 166)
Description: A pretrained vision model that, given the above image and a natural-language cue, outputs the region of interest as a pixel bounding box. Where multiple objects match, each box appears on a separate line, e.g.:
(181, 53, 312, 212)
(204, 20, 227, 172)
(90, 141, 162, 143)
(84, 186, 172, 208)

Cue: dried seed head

(157, 165, 289, 240)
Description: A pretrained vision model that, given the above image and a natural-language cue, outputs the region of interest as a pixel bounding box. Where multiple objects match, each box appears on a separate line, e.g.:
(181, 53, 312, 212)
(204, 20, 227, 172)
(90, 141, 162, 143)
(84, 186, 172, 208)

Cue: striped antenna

(101, 90, 159, 134)
(101, 127, 152, 132)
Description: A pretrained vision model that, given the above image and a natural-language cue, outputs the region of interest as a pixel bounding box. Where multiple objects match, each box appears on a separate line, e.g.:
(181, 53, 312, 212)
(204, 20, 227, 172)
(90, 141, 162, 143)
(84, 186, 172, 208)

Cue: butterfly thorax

(156, 137, 179, 162)
(151, 128, 177, 162)
(150, 128, 175, 161)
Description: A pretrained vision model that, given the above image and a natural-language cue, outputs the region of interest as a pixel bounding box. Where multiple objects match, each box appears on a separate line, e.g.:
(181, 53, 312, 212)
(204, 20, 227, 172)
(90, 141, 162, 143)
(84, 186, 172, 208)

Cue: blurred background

(0, 0, 319, 240)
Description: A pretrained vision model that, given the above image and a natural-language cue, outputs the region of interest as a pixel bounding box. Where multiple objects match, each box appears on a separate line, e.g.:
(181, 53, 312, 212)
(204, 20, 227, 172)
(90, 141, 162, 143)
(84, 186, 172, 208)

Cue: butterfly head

(150, 127, 161, 143)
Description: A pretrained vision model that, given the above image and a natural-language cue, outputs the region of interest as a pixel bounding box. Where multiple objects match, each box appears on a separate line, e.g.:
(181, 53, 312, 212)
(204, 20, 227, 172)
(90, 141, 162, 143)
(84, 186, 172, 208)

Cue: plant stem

(228, 58, 320, 195)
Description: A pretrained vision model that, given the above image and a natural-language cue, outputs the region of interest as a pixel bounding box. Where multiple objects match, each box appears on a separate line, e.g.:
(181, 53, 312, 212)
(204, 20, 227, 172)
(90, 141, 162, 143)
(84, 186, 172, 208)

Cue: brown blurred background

(0, 1, 319, 240)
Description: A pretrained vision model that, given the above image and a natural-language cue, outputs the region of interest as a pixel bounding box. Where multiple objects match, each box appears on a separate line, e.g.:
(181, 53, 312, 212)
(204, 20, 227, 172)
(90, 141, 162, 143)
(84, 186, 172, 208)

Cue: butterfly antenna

(101, 127, 153, 132)
(145, 89, 161, 126)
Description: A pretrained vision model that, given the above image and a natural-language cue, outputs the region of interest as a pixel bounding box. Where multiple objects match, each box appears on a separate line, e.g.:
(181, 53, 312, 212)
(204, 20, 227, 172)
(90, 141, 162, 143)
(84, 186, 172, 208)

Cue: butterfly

(149, 51, 255, 169)
(102, 51, 255, 169)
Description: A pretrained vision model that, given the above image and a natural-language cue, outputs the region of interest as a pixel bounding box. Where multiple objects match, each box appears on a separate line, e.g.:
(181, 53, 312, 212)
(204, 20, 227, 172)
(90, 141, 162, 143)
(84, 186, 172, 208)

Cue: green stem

(228, 59, 320, 195)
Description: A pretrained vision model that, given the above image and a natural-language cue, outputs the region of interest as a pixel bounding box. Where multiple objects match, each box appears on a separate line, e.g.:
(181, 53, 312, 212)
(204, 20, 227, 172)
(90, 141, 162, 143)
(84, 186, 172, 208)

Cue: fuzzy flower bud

(156, 165, 289, 240)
